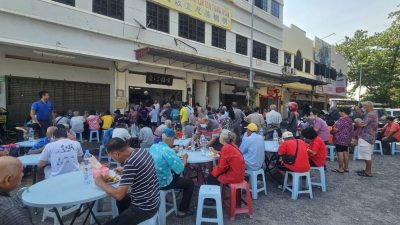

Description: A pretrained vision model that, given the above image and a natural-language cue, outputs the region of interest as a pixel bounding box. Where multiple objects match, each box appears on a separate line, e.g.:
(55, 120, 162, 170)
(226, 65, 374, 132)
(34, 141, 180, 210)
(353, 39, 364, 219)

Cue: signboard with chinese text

(154, 0, 231, 30)
(146, 72, 174, 86)
(335, 76, 346, 93)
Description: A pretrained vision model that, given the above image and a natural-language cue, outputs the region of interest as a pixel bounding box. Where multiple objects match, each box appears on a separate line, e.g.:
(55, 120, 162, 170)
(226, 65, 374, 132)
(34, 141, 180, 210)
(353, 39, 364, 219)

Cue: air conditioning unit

(291, 68, 297, 75)
(316, 75, 322, 81)
(282, 66, 296, 75)
(326, 78, 332, 84)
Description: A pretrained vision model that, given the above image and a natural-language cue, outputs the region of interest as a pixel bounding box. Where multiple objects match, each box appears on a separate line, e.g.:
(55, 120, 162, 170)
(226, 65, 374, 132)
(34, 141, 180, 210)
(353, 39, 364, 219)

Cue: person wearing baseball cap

(277, 131, 310, 178)
(148, 128, 194, 217)
(240, 123, 265, 171)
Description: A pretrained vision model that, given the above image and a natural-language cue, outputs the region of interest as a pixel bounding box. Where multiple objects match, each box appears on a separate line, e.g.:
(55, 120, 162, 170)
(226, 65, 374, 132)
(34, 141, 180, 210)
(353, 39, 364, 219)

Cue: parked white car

(386, 108, 400, 117)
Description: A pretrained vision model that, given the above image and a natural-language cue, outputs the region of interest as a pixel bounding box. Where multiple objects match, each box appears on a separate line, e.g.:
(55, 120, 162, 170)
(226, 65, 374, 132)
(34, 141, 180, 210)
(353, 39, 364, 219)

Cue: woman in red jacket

(206, 129, 245, 185)
(302, 127, 327, 167)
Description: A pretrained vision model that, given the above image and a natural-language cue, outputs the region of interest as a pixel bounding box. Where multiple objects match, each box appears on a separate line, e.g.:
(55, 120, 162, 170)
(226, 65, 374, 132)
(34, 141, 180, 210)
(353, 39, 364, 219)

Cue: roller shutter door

(6, 76, 110, 124)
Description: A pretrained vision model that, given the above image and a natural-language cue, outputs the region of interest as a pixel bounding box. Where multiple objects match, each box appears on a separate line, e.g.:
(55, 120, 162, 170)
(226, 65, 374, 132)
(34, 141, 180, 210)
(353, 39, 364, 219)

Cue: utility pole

(248, 0, 255, 107)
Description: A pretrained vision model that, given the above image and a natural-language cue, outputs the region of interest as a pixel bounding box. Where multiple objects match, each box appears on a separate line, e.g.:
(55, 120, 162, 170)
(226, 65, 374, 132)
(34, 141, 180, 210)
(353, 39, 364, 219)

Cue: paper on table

(89, 156, 102, 170)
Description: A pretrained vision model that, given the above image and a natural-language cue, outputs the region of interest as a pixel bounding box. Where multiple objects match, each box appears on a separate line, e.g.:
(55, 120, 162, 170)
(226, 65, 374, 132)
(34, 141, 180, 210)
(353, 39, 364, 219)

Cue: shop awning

(135, 46, 326, 86)
(281, 75, 328, 86)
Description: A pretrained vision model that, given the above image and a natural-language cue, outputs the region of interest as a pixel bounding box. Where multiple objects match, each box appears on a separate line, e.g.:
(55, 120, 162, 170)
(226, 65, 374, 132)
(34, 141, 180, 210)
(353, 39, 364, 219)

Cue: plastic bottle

(28, 128, 34, 141)
(191, 134, 196, 151)
(200, 134, 207, 156)
(273, 130, 279, 141)
(83, 150, 92, 184)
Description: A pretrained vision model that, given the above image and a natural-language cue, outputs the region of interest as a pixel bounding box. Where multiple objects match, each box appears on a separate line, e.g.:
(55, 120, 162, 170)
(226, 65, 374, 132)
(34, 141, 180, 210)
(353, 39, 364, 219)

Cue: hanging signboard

(146, 72, 174, 86)
(154, 0, 231, 30)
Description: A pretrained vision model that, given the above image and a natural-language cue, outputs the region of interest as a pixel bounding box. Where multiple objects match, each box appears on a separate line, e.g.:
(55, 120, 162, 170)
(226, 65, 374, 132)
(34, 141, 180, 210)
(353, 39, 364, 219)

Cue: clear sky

(283, 0, 399, 44)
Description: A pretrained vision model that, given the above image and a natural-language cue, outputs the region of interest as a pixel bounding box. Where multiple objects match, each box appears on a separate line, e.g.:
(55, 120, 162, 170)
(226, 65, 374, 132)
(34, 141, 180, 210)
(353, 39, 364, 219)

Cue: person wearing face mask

(27, 126, 57, 155)
(308, 108, 329, 144)
(191, 116, 222, 150)
(0, 157, 34, 225)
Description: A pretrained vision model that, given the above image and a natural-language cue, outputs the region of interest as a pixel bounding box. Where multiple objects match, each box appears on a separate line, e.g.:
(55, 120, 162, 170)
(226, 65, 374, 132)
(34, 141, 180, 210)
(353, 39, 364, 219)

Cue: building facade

(0, 0, 287, 123)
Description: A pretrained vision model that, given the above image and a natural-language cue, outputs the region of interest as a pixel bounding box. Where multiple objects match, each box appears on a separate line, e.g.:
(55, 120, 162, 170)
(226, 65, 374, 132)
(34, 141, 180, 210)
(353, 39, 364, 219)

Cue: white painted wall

(195, 80, 207, 107)
(283, 24, 314, 61)
(207, 81, 220, 108)
(0, 47, 115, 108)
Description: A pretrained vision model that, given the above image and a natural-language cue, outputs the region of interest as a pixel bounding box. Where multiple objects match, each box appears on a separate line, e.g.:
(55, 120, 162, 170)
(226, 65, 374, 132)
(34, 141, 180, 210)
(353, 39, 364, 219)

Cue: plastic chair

(245, 169, 267, 199)
(158, 189, 178, 225)
(222, 181, 253, 221)
(98, 145, 109, 162)
(283, 171, 313, 200)
(326, 145, 335, 162)
(391, 142, 400, 155)
(373, 140, 383, 155)
(90, 197, 118, 224)
(89, 130, 100, 142)
(195, 185, 223, 225)
(75, 132, 83, 142)
(311, 167, 326, 192)
(42, 205, 80, 225)
(139, 212, 159, 225)
(353, 146, 359, 160)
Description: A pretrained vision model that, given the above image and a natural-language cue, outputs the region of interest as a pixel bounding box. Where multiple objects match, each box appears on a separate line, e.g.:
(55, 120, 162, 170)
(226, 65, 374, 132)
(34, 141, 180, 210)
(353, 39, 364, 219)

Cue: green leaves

(336, 7, 400, 107)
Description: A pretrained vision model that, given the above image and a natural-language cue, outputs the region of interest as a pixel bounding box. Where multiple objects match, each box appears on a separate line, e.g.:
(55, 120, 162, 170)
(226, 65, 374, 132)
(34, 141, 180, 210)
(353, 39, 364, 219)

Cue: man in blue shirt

(240, 123, 266, 171)
(149, 128, 194, 217)
(30, 91, 53, 137)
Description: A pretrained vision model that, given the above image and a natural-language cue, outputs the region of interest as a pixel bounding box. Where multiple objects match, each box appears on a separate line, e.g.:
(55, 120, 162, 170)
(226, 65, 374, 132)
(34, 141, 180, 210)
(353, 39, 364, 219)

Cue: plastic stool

(139, 212, 159, 225)
(373, 140, 383, 155)
(195, 185, 223, 225)
(75, 132, 83, 142)
(158, 189, 178, 225)
(222, 181, 253, 221)
(326, 145, 335, 162)
(245, 169, 267, 199)
(311, 167, 326, 192)
(98, 145, 109, 162)
(89, 130, 100, 142)
(391, 142, 400, 155)
(90, 197, 118, 224)
(353, 146, 358, 160)
(283, 171, 313, 200)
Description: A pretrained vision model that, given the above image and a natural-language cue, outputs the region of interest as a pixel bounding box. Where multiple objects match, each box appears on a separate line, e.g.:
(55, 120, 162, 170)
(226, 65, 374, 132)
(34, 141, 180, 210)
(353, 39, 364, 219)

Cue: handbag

(281, 140, 299, 165)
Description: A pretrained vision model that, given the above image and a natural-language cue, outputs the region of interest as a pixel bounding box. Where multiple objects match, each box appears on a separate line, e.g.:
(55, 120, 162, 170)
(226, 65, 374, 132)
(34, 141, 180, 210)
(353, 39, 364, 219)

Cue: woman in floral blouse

(332, 108, 353, 173)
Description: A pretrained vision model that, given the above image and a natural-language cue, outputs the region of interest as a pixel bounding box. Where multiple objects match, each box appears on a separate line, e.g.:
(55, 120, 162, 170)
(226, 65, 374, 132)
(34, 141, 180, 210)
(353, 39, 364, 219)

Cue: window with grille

(253, 41, 266, 61)
(270, 47, 279, 64)
(284, 52, 291, 66)
(305, 60, 311, 73)
(146, 1, 169, 33)
(254, 0, 267, 12)
(178, 14, 205, 43)
(294, 50, 303, 71)
(212, 26, 226, 49)
(271, 0, 280, 18)
(236, 35, 247, 55)
(93, 0, 124, 20)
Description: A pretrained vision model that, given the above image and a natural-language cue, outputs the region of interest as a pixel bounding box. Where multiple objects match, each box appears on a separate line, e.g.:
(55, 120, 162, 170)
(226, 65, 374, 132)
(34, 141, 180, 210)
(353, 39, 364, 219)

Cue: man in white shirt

(38, 127, 83, 179)
(266, 104, 282, 126)
(70, 111, 85, 133)
(112, 124, 131, 142)
(139, 125, 154, 148)
(266, 104, 282, 139)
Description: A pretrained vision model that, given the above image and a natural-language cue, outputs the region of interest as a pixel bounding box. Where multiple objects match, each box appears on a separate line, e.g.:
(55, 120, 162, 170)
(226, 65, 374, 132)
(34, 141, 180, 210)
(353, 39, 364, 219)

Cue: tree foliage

(336, 7, 400, 107)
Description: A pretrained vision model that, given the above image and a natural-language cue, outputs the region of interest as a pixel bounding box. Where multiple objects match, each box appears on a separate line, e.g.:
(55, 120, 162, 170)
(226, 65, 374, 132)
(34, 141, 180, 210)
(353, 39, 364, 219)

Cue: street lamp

(249, 0, 254, 90)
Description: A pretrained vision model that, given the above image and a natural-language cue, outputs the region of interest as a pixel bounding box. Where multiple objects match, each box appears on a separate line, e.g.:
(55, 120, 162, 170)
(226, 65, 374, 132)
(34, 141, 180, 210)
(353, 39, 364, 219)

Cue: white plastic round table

(184, 150, 218, 164)
(264, 140, 279, 153)
(15, 140, 39, 148)
(18, 154, 40, 166)
(173, 138, 191, 146)
(22, 171, 110, 225)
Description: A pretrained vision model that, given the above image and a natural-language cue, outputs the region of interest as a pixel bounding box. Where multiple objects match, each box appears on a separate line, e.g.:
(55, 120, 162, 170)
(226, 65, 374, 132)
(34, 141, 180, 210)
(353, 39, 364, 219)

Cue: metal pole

(249, 0, 254, 90)
(358, 64, 362, 105)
